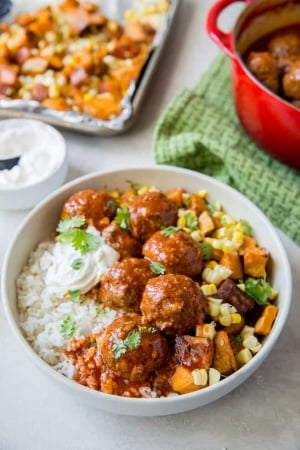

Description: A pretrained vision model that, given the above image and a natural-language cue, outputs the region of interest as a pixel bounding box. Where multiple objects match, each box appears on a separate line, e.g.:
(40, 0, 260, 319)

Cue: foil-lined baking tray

(0, 0, 179, 135)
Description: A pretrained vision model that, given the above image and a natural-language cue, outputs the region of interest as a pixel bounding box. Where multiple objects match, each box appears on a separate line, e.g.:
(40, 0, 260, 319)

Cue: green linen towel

(154, 53, 300, 246)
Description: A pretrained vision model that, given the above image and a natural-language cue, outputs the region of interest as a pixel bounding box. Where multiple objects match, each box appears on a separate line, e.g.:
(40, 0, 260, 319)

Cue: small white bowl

(1, 166, 292, 416)
(0, 118, 67, 210)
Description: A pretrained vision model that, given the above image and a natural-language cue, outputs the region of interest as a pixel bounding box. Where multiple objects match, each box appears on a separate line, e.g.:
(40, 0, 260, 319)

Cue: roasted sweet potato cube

(213, 331, 237, 375)
(171, 366, 202, 395)
(174, 335, 214, 370)
(220, 252, 243, 280)
(244, 246, 268, 278)
(199, 210, 215, 235)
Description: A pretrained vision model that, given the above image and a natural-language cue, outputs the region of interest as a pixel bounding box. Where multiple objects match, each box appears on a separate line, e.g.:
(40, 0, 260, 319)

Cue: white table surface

(1, 1, 300, 449)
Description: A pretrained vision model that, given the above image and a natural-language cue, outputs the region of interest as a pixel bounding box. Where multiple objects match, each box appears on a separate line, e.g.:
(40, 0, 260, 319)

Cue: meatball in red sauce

(140, 273, 208, 335)
(98, 257, 154, 312)
(61, 189, 116, 231)
(101, 221, 142, 260)
(98, 313, 169, 382)
(128, 191, 178, 242)
(142, 229, 203, 278)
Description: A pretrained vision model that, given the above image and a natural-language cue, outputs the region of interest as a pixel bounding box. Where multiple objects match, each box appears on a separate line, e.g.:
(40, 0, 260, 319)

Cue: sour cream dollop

(0, 119, 66, 189)
(44, 226, 119, 296)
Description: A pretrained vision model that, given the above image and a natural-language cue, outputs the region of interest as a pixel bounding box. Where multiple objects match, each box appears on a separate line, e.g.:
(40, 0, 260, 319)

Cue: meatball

(98, 257, 154, 312)
(61, 189, 116, 231)
(246, 51, 280, 92)
(101, 221, 141, 260)
(128, 191, 178, 242)
(282, 61, 300, 100)
(98, 313, 169, 382)
(140, 274, 208, 335)
(267, 31, 300, 59)
(142, 229, 203, 278)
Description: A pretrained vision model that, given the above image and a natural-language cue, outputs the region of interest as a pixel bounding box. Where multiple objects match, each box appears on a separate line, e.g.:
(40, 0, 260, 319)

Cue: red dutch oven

(206, 0, 300, 171)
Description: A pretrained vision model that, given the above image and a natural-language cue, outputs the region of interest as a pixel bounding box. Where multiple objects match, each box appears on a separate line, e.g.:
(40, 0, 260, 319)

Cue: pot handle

(206, 0, 253, 59)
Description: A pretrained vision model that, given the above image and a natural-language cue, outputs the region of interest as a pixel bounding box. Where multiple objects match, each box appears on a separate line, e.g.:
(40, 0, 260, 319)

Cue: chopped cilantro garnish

(245, 278, 273, 305)
(233, 334, 243, 344)
(67, 289, 81, 304)
(161, 226, 181, 236)
(115, 206, 130, 229)
(106, 199, 118, 214)
(71, 258, 82, 270)
(239, 219, 253, 235)
(56, 216, 101, 255)
(150, 261, 166, 275)
(57, 216, 85, 233)
(112, 330, 142, 359)
(95, 306, 106, 315)
(60, 316, 76, 339)
(126, 180, 142, 190)
(207, 202, 218, 215)
(201, 241, 213, 260)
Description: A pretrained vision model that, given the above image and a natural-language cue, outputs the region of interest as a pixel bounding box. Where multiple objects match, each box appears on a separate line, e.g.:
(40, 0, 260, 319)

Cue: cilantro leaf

(126, 180, 142, 190)
(71, 258, 82, 270)
(184, 211, 198, 230)
(60, 316, 76, 339)
(112, 330, 142, 359)
(115, 206, 130, 229)
(207, 202, 218, 215)
(161, 226, 181, 236)
(56, 228, 101, 255)
(201, 241, 213, 260)
(106, 199, 118, 215)
(67, 289, 81, 304)
(245, 278, 273, 305)
(239, 219, 253, 235)
(95, 306, 106, 315)
(57, 216, 85, 233)
(150, 261, 166, 275)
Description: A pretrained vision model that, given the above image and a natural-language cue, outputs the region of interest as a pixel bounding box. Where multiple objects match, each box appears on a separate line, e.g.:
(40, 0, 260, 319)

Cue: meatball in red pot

(98, 257, 154, 312)
(142, 229, 203, 278)
(128, 191, 178, 242)
(140, 273, 208, 335)
(98, 313, 169, 382)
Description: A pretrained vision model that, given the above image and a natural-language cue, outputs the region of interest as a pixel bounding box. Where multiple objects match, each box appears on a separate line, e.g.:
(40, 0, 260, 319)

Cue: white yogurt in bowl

(0, 119, 68, 210)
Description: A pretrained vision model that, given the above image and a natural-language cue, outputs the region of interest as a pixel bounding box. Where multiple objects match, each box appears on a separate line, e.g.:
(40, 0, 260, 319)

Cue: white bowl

(1, 166, 292, 416)
(0, 119, 68, 210)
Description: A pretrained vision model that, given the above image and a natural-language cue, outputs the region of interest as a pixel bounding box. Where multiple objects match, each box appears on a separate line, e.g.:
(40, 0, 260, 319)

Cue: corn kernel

(137, 185, 149, 195)
(190, 230, 202, 242)
(196, 323, 216, 340)
(200, 284, 217, 296)
(177, 216, 186, 228)
(219, 314, 232, 327)
(231, 313, 242, 324)
(49, 82, 60, 99)
(236, 348, 253, 366)
(192, 369, 208, 386)
(208, 368, 221, 385)
(243, 335, 262, 353)
(208, 303, 220, 318)
(220, 303, 231, 316)
(240, 326, 255, 340)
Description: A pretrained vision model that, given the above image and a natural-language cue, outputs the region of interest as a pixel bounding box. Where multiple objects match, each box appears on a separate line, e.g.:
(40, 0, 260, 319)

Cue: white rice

(17, 240, 119, 368)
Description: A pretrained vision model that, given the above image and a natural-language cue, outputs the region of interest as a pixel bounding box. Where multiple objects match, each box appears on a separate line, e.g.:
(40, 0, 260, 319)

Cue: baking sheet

(0, 0, 179, 135)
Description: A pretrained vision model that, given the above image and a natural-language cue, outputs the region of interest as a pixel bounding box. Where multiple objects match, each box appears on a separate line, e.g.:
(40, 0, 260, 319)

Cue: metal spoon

(0, 156, 21, 171)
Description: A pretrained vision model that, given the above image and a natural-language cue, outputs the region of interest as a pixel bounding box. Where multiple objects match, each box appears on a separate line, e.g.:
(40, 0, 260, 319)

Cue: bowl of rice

(1, 165, 292, 416)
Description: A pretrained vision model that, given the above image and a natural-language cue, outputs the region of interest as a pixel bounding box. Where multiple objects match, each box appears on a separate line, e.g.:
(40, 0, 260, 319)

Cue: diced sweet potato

(243, 247, 268, 278)
(171, 366, 201, 395)
(213, 331, 237, 375)
(199, 210, 215, 236)
(254, 304, 278, 335)
(220, 252, 243, 280)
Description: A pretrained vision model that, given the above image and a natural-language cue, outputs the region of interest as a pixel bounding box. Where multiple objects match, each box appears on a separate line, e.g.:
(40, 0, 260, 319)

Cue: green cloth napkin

(154, 53, 300, 246)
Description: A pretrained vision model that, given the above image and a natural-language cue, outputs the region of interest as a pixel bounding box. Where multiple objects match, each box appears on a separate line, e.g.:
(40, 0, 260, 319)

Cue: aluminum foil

(0, 0, 179, 135)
